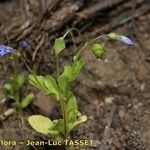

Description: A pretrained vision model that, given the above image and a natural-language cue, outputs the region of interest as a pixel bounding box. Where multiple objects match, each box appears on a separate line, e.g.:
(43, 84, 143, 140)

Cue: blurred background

(0, 0, 150, 150)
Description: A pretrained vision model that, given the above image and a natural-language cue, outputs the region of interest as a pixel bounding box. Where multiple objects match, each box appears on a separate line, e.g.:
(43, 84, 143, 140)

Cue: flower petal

(0, 45, 14, 57)
(120, 36, 134, 46)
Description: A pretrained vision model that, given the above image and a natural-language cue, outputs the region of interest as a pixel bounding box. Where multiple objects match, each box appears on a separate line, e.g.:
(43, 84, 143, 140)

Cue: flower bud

(20, 40, 28, 49)
(91, 43, 105, 58)
(107, 32, 133, 46)
(120, 36, 134, 46)
(107, 32, 120, 40)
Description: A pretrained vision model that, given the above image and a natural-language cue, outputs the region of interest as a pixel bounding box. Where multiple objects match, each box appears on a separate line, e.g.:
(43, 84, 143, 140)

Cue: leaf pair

(28, 93, 87, 140)
(28, 111, 87, 141)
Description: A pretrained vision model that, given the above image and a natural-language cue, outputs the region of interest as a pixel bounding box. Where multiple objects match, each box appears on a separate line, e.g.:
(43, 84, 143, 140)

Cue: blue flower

(107, 32, 134, 46)
(120, 36, 134, 46)
(20, 40, 28, 49)
(0, 45, 14, 57)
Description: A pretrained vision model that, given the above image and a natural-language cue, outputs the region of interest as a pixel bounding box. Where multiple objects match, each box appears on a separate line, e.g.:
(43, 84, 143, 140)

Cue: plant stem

(63, 28, 82, 39)
(55, 54, 60, 77)
(15, 93, 21, 117)
(60, 98, 68, 139)
(55, 54, 68, 149)
(12, 56, 17, 75)
(18, 105, 22, 118)
(74, 35, 106, 62)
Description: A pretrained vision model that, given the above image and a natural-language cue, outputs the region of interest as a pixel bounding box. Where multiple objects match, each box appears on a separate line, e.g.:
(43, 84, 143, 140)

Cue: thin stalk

(21, 57, 45, 91)
(74, 35, 106, 62)
(12, 55, 17, 76)
(15, 94, 23, 123)
(17, 105, 22, 118)
(63, 28, 82, 39)
(60, 98, 68, 139)
(55, 54, 60, 77)
(55, 54, 68, 149)
(11, 53, 24, 126)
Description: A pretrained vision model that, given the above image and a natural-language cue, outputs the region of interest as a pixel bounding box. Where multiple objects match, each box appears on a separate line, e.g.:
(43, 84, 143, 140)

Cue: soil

(0, 1, 150, 150)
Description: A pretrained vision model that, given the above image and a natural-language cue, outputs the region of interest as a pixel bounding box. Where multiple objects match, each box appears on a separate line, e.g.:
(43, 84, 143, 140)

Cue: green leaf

(68, 115, 87, 132)
(5, 93, 15, 100)
(21, 93, 34, 108)
(48, 130, 62, 141)
(16, 74, 25, 88)
(28, 115, 55, 135)
(10, 74, 25, 91)
(72, 59, 84, 80)
(54, 37, 66, 56)
(4, 83, 15, 99)
(91, 43, 105, 58)
(72, 115, 87, 129)
(10, 76, 19, 91)
(29, 74, 46, 91)
(67, 92, 77, 113)
(29, 74, 60, 100)
(52, 119, 64, 135)
(4, 83, 12, 92)
(4, 74, 25, 102)
(58, 59, 84, 93)
(57, 65, 72, 93)
(66, 92, 80, 132)
(43, 75, 59, 98)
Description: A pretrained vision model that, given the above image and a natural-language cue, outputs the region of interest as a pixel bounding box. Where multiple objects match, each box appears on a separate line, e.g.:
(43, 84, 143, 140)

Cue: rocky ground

(0, 0, 150, 150)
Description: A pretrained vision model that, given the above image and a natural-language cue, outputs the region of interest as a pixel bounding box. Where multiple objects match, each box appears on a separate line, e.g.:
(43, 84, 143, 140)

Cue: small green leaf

(29, 74, 46, 91)
(10, 76, 19, 91)
(72, 115, 87, 129)
(72, 59, 84, 80)
(66, 92, 81, 132)
(58, 59, 84, 93)
(28, 115, 55, 135)
(57, 65, 72, 93)
(48, 130, 62, 141)
(69, 115, 87, 131)
(43, 75, 59, 98)
(67, 92, 77, 113)
(5, 93, 15, 100)
(91, 43, 105, 58)
(29, 74, 60, 100)
(21, 93, 34, 108)
(4, 83, 12, 91)
(16, 74, 25, 88)
(52, 119, 64, 135)
(10, 74, 25, 91)
(54, 37, 66, 56)
(4, 83, 15, 99)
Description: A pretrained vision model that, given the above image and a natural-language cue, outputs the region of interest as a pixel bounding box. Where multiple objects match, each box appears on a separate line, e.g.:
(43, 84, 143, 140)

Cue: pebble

(118, 109, 125, 118)
(105, 97, 114, 104)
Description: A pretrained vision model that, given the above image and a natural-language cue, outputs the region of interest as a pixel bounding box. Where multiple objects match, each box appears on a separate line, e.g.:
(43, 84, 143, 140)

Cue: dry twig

(100, 104, 117, 150)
